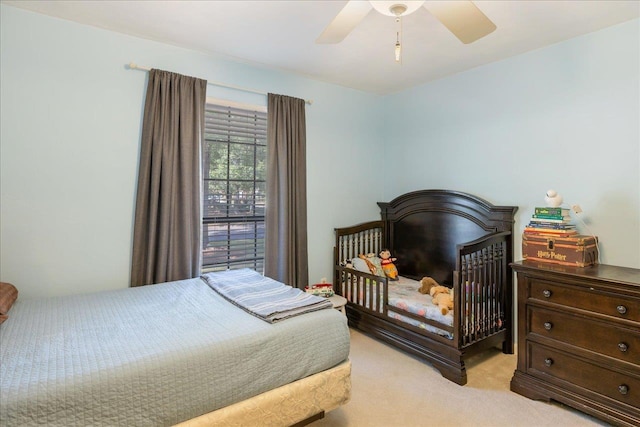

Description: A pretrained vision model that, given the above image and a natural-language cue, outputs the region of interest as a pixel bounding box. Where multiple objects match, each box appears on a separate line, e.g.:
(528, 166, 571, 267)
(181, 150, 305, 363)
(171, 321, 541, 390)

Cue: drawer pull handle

(618, 384, 629, 395)
(544, 358, 553, 367)
(544, 322, 553, 331)
(618, 342, 628, 352)
(542, 289, 552, 298)
(617, 305, 627, 315)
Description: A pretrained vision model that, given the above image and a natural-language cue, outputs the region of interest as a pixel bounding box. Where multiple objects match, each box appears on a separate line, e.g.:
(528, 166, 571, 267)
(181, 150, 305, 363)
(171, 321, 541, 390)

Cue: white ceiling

(3, 0, 639, 94)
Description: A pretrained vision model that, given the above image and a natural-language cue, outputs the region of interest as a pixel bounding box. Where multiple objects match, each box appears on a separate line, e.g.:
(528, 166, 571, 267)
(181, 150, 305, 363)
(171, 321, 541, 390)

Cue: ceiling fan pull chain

(395, 17, 402, 63)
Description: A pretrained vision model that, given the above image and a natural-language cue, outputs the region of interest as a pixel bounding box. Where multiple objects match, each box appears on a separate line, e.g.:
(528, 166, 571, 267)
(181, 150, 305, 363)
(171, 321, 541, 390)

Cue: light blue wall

(0, 5, 384, 298)
(382, 19, 640, 268)
(1, 5, 638, 299)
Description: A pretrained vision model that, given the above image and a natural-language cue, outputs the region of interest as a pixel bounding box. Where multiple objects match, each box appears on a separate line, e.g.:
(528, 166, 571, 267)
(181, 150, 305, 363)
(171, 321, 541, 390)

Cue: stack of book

(524, 207, 577, 237)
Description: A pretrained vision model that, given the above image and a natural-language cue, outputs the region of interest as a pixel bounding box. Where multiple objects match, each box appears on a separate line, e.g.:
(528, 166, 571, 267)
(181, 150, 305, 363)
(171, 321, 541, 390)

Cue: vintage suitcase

(522, 232, 598, 267)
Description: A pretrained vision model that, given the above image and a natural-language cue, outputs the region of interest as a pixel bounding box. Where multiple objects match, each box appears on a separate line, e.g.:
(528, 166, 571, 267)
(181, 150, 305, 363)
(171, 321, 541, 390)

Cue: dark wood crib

(333, 189, 518, 385)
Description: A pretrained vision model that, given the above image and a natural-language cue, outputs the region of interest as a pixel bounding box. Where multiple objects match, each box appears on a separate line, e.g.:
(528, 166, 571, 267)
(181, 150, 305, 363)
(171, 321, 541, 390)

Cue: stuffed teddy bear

(379, 249, 399, 281)
(430, 285, 453, 315)
(418, 276, 439, 294)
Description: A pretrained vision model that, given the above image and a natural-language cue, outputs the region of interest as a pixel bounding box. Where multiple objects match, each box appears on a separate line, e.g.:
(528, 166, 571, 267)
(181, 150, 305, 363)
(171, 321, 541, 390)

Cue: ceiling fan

(316, 0, 496, 45)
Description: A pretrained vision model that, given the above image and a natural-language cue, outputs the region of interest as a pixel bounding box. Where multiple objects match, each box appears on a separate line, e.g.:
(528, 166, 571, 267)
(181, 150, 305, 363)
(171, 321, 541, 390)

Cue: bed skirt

(175, 360, 352, 427)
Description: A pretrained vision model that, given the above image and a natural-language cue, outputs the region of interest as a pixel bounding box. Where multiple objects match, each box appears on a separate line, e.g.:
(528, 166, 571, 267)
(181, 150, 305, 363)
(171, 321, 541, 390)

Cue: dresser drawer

(528, 342, 640, 408)
(530, 279, 640, 322)
(529, 307, 640, 364)
(512, 262, 640, 426)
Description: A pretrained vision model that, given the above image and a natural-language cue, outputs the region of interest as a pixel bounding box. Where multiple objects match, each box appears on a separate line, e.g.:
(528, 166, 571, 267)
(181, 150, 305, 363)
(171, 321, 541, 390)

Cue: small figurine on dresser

(544, 189, 563, 207)
(522, 189, 598, 267)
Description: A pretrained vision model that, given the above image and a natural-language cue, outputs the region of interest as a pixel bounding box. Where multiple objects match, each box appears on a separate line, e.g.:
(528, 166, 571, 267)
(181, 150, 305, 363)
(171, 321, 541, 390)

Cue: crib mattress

(387, 277, 454, 337)
(348, 275, 504, 340)
(347, 276, 454, 338)
(0, 277, 350, 426)
(386, 277, 454, 338)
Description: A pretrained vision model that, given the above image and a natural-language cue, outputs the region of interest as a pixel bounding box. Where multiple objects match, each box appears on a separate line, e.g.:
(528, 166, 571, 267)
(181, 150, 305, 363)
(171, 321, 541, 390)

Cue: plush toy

(358, 254, 379, 275)
(430, 286, 453, 315)
(429, 285, 449, 297)
(340, 259, 354, 269)
(379, 249, 399, 281)
(418, 277, 439, 294)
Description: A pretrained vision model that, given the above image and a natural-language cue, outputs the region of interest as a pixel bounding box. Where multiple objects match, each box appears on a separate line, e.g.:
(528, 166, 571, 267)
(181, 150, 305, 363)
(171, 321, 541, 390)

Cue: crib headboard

(378, 189, 518, 285)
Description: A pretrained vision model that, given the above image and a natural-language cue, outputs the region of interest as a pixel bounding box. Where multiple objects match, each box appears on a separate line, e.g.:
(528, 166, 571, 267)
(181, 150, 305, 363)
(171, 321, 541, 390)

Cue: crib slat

(457, 240, 510, 346)
(482, 247, 488, 337)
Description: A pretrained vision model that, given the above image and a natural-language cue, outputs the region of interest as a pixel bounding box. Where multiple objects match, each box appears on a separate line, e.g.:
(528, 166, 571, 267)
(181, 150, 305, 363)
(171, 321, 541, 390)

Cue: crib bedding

(348, 276, 454, 338)
(387, 277, 453, 336)
(348, 275, 504, 340)
(0, 276, 350, 426)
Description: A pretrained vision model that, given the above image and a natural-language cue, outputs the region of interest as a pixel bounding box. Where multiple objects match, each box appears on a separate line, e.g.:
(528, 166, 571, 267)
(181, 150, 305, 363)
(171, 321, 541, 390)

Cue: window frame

(201, 98, 267, 274)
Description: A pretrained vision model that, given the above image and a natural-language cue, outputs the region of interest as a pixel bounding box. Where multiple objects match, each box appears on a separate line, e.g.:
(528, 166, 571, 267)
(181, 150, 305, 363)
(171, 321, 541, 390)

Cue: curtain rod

(128, 62, 313, 105)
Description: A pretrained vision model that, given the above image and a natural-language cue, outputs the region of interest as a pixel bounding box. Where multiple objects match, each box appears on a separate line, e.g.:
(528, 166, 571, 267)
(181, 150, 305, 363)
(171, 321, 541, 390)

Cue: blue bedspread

(201, 269, 332, 323)
(0, 276, 350, 426)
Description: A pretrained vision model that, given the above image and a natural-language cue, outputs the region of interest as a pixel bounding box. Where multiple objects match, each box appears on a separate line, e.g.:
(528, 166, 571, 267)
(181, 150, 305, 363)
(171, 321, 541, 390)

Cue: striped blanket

(201, 269, 333, 323)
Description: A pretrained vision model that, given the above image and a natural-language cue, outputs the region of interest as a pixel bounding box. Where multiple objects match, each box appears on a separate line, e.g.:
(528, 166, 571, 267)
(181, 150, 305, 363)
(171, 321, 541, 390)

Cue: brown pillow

(0, 314, 7, 324)
(0, 282, 18, 315)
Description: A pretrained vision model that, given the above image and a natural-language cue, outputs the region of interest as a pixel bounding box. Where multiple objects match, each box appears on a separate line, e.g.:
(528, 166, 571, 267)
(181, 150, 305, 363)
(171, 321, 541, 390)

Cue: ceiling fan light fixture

(317, 0, 496, 46)
(390, 4, 407, 16)
(370, 1, 425, 17)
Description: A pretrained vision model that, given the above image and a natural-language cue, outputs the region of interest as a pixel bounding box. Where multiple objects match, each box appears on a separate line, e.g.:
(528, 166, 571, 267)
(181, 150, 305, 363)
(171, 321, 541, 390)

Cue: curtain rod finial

(128, 62, 151, 72)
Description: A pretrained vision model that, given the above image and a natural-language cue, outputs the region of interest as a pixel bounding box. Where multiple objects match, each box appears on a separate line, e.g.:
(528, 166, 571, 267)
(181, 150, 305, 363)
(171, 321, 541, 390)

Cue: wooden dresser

(510, 261, 640, 426)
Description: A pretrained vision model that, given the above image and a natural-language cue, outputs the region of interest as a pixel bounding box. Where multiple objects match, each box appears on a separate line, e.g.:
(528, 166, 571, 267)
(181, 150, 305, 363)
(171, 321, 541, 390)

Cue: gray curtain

(130, 69, 207, 287)
(264, 93, 308, 288)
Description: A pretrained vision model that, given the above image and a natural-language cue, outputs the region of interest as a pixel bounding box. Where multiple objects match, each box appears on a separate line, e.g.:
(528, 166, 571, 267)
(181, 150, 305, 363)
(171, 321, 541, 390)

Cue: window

(202, 102, 267, 273)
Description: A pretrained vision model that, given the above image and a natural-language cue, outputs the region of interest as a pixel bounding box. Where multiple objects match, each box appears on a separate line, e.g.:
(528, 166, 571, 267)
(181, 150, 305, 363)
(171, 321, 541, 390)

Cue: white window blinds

(202, 103, 267, 273)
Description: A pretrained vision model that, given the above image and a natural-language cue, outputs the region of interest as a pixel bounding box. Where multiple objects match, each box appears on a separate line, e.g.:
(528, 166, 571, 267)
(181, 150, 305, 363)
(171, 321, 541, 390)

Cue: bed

(333, 189, 517, 385)
(0, 270, 351, 426)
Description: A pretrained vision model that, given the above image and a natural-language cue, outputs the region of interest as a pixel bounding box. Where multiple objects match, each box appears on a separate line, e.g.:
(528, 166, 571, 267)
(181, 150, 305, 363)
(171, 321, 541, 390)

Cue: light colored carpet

(315, 329, 609, 427)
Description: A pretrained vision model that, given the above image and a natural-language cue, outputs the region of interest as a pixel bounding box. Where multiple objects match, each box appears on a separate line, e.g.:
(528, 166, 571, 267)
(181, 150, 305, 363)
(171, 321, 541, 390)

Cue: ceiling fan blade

(316, 1, 373, 44)
(424, 1, 496, 44)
